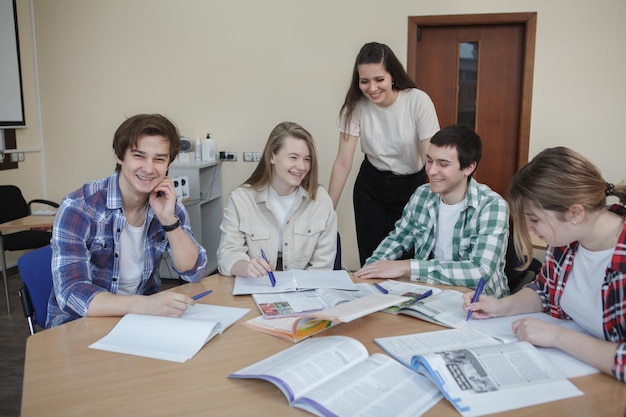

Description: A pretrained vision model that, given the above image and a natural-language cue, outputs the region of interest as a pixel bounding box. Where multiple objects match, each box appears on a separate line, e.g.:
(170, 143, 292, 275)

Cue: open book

(375, 312, 599, 379)
(411, 339, 582, 416)
(242, 293, 410, 343)
(375, 280, 467, 327)
(229, 336, 442, 417)
(233, 269, 357, 295)
(89, 303, 250, 362)
(252, 283, 377, 319)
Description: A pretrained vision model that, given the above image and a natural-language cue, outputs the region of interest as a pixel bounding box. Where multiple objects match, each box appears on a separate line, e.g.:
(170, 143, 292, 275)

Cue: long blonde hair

(244, 121, 319, 199)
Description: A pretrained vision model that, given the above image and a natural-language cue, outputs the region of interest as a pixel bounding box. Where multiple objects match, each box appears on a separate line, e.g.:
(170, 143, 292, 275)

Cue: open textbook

(229, 336, 442, 417)
(252, 283, 378, 319)
(233, 269, 357, 295)
(89, 303, 250, 362)
(411, 339, 582, 416)
(375, 312, 599, 378)
(242, 293, 410, 343)
(375, 280, 467, 327)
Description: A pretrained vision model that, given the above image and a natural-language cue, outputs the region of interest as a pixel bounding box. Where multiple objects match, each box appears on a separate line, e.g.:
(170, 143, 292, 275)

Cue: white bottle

(202, 133, 216, 161)
(194, 137, 202, 161)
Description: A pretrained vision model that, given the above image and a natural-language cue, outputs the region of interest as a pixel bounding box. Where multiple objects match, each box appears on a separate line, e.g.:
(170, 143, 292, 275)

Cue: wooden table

(0, 215, 55, 314)
(0, 215, 56, 232)
(21, 274, 626, 417)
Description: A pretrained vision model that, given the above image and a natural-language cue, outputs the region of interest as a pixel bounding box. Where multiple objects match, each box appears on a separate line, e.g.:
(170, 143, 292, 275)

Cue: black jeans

(353, 157, 426, 266)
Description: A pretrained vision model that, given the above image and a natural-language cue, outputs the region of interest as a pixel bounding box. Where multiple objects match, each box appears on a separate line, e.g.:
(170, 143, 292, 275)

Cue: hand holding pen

(260, 249, 276, 287)
(465, 277, 486, 321)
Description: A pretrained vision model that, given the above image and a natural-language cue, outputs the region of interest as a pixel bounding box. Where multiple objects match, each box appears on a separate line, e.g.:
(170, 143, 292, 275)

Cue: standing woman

(329, 41, 440, 266)
(464, 147, 626, 382)
(218, 121, 337, 278)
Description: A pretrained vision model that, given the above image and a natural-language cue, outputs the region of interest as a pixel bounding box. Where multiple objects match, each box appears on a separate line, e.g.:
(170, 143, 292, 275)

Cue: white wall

(3, 0, 625, 271)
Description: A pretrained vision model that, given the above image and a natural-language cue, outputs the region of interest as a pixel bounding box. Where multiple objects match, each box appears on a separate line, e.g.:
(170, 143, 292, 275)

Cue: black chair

(334, 233, 342, 270)
(504, 233, 542, 294)
(17, 245, 53, 334)
(0, 185, 58, 314)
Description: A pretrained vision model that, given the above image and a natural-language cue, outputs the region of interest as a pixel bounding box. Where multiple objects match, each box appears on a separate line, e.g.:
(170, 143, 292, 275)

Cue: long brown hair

(339, 42, 417, 129)
(508, 146, 626, 268)
(245, 121, 319, 199)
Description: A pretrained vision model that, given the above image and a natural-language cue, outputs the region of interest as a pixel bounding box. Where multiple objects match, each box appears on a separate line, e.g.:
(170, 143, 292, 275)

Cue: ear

(568, 204, 585, 223)
(270, 152, 276, 164)
(463, 161, 477, 177)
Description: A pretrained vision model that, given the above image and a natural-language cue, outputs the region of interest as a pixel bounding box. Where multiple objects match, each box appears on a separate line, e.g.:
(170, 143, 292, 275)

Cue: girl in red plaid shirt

(464, 147, 626, 382)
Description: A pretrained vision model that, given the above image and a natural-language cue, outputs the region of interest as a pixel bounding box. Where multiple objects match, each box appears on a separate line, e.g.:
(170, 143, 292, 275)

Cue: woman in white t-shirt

(218, 122, 337, 278)
(329, 42, 440, 266)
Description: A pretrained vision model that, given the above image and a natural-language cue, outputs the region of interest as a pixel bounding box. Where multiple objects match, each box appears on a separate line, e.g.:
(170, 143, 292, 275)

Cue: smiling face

(357, 62, 398, 107)
(426, 144, 476, 205)
(269, 136, 311, 196)
(115, 134, 170, 199)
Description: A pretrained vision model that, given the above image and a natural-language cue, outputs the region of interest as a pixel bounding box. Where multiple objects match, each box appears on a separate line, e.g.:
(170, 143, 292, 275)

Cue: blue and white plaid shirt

(47, 173, 207, 327)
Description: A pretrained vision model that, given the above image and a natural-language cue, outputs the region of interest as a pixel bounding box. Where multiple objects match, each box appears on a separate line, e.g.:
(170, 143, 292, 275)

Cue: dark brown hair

(339, 42, 417, 128)
(112, 114, 180, 173)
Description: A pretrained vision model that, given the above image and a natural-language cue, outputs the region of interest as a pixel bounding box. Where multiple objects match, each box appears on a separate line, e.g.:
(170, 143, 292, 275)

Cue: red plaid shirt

(529, 204, 626, 382)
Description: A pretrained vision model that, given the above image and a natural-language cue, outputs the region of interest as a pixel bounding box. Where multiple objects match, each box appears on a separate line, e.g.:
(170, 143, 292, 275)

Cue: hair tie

(605, 182, 615, 196)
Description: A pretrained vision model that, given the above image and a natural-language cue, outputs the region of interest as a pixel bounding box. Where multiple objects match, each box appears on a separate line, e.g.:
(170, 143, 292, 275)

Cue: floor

(0, 267, 180, 417)
(0, 267, 30, 417)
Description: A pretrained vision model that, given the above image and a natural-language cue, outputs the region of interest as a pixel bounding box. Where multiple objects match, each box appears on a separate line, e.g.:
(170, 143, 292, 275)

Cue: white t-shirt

(117, 220, 147, 295)
(340, 88, 440, 175)
(268, 186, 298, 252)
(560, 245, 610, 339)
(434, 198, 464, 261)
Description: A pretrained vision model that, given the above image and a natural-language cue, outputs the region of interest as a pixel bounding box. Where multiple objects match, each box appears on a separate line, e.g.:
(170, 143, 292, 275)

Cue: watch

(162, 216, 181, 232)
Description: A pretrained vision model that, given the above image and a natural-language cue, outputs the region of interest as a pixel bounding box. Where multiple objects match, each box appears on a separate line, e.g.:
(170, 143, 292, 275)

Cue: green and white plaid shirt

(366, 178, 510, 298)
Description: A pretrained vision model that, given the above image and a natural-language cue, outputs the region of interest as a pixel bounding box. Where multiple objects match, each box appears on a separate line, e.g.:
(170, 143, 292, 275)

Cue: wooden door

(407, 13, 536, 198)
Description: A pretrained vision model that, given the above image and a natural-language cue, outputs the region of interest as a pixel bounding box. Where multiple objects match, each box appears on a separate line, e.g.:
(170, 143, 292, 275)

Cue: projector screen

(0, 0, 25, 127)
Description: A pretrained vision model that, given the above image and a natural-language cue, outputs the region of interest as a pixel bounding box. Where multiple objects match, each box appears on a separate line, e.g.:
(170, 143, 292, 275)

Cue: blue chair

(17, 245, 53, 334)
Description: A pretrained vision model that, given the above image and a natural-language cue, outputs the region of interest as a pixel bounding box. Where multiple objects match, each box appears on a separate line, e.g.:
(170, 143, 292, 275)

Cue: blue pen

(260, 249, 276, 287)
(373, 282, 388, 294)
(466, 277, 486, 321)
(411, 289, 433, 304)
(192, 290, 213, 300)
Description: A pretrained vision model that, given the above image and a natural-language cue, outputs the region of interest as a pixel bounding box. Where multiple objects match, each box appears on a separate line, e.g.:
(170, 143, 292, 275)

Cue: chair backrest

(504, 232, 541, 294)
(17, 245, 53, 330)
(0, 185, 30, 224)
(333, 232, 342, 270)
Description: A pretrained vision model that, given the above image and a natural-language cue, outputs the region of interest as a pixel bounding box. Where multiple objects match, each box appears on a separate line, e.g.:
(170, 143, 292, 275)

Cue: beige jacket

(217, 185, 337, 275)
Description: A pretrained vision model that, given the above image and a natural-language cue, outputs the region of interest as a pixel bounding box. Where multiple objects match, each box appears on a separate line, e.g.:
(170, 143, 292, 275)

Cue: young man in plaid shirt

(355, 124, 510, 298)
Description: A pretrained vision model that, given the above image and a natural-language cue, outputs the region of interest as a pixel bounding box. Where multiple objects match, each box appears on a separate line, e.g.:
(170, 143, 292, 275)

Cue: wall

(2, 0, 625, 271)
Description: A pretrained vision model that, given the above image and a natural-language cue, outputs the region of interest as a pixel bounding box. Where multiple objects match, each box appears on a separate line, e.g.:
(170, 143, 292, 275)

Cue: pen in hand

(260, 249, 276, 287)
(466, 277, 486, 321)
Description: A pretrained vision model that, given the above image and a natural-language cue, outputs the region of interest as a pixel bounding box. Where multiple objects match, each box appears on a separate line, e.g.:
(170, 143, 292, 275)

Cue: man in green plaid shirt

(355, 124, 510, 297)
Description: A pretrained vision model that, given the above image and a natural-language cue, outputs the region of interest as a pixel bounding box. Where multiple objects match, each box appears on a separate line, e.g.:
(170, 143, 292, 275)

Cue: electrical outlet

(219, 151, 237, 161)
(18, 152, 24, 161)
(243, 152, 252, 162)
(10, 153, 18, 162)
(252, 152, 261, 162)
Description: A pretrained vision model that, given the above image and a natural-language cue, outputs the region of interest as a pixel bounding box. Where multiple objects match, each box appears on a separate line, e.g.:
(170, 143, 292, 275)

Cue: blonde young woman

(218, 122, 337, 278)
(464, 147, 626, 382)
